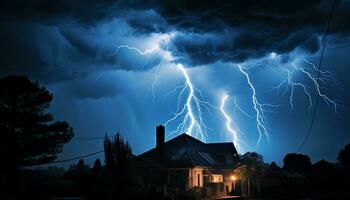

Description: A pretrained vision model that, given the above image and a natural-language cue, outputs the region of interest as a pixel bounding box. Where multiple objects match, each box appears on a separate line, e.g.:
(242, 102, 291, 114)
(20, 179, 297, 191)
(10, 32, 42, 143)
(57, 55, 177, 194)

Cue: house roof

(136, 133, 238, 169)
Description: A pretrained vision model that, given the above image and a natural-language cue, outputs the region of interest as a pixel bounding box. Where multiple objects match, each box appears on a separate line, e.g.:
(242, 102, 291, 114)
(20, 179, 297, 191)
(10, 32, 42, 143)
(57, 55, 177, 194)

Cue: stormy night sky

(1, 0, 350, 166)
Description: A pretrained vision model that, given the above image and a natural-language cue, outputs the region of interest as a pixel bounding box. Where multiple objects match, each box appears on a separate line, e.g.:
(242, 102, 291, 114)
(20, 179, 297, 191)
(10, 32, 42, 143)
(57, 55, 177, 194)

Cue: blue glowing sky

(1, 0, 350, 166)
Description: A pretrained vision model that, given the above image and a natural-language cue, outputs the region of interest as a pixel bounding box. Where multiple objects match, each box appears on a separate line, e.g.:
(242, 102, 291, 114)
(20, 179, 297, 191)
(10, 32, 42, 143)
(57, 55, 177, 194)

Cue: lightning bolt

(112, 44, 159, 55)
(113, 43, 215, 141)
(220, 93, 246, 153)
(293, 60, 338, 113)
(112, 41, 339, 148)
(273, 68, 313, 110)
(237, 64, 270, 144)
(164, 64, 216, 141)
(272, 59, 339, 113)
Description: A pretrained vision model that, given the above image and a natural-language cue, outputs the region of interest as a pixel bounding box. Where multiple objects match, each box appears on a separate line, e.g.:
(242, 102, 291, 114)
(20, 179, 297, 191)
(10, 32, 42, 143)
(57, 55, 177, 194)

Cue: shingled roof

(137, 133, 238, 169)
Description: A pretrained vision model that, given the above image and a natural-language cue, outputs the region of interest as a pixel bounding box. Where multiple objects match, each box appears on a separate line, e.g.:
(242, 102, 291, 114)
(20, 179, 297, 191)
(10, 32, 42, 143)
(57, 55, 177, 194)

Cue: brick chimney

(156, 125, 165, 148)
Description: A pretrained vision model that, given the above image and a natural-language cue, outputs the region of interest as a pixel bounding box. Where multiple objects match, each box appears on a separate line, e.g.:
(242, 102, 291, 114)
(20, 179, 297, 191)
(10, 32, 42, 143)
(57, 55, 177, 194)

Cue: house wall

(208, 169, 238, 195)
(189, 167, 205, 187)
(137, 165, 240, 196)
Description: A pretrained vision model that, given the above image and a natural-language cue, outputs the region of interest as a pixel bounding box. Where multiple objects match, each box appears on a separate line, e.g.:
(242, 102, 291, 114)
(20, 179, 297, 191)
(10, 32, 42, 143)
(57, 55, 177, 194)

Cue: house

(135, 125, 240, 197)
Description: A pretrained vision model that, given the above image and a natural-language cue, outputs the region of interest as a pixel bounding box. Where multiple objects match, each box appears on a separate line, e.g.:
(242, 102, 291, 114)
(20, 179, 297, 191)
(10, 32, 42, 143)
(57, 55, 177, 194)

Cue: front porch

(138, 166, 241, 198)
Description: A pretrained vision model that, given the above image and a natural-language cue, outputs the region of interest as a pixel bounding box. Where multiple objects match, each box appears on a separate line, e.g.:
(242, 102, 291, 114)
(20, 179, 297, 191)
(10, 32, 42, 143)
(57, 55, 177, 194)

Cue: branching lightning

(293, 60, 339, 113)
(220, 94, 246, 153)
(272, 59, 339, 113)
(112, 39, 339, 150)
(273, 67, 313, 110)
(164, 64, 216, 141)
(113, 43, 216, 141)
(112, 44, 159, 55)
(237, 64, 270, 144)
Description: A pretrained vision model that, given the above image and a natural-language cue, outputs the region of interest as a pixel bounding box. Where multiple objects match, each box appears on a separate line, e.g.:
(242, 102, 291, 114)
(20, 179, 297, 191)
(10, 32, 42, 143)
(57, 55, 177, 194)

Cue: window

(211, 174, 223, 183)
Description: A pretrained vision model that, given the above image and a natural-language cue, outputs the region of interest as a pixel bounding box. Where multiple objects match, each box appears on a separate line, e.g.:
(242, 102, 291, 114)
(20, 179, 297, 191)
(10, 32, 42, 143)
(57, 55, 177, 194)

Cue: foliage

(269, 161, 278, 169)
(103, 133, 135, 198)
(311, 159, 336, 177)
(103, 133, 133, 172)
(0, 75, 74, 166)
(338, 144, 350, 170)
(93, 158, 102, 175)
(283, 153, 311, 175)
(234, 152, 267, 179)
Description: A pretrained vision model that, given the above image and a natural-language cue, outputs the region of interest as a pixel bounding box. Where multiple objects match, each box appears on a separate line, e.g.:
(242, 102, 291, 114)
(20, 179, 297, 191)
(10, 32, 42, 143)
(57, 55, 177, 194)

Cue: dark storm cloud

(0, 0, 166, 88)
(2, 0, 349, 67)
(126, 10, 169, 34)
(166, 30, 320, 65)
(0, 22, 84, 83)
(153, 0, 348, 34)
(0, 0, 120, 23)
(0, 22, 117, 84)
(1, 0, 349, 97)
(153, 0, 349, 65)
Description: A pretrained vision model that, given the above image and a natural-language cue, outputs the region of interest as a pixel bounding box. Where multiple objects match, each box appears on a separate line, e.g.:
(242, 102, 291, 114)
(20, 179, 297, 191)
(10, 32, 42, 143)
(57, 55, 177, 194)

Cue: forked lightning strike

(293, 61, 338, 113)
(113, 44, 215, 141)
(273, 59, 339, 113)
(237, 64, 270, 144)
(112, 42, 339, 149)
(113, 45, 159, 55)
(165, 64, 216, 141)
(220, 94, 245, 153)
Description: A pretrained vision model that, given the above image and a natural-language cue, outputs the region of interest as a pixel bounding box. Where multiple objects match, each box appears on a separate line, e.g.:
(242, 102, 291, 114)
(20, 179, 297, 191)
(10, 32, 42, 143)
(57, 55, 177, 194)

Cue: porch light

(230, 175, 237, 181)
(230, 175, 237, 191)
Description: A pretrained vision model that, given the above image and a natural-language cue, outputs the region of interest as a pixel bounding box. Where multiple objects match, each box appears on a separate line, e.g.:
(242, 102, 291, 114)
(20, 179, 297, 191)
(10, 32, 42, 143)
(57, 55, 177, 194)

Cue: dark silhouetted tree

(311, 159, 336, 178)
(0, 75, 74, 166)
(0, 75, 74, 198)
(283, 153, 311, 175)
(77, 159, 86, 171)
(270, 161, 278, 169)
(103, 133, 134, 199)
(234, 152, 267, 197)
(104, 134, 115, 171)
(93, 158, 102, 175)
(338, 144, 350, 170)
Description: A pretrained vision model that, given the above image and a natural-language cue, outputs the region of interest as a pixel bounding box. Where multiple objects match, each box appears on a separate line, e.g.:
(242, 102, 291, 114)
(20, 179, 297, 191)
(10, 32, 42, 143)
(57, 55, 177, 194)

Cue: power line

(296, 0, 338, 152)
(72, 137, 107, 142)
(29, 134, 121, 166)
(51, 150, 105, 164)
(71, 134, 117, 142)
(28, 149, 105, 166)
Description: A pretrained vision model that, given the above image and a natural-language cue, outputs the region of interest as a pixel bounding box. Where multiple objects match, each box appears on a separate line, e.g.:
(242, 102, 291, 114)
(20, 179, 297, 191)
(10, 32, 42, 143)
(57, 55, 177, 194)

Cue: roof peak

(166, 133, 205, 144)
(167, 133, 234, 145)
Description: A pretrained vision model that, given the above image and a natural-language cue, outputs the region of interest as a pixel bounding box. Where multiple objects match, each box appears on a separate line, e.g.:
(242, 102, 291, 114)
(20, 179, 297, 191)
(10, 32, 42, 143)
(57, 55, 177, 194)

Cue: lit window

(212, 174, 223, 183)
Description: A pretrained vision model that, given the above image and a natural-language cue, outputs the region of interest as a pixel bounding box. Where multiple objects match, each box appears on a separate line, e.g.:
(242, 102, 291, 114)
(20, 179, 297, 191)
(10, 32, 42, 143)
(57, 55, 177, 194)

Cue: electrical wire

(296, 0, 338, 152)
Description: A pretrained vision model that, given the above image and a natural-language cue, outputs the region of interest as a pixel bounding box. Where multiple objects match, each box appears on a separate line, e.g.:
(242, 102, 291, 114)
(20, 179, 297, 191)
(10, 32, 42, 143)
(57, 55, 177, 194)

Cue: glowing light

(113, 44, 159, 55)
(293, 61, 338, 113)
(164, 64, 216, 141)
(230, 175, 237, 181)
(272, 59, 339, 112)
(110, 36, 339, 148)
(237, 64, 270, 144)
(220, 93, 244, 153)
(273, 68, 313, 110)
(112, 42, 215, 141)
(270, 52, 277, 59)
